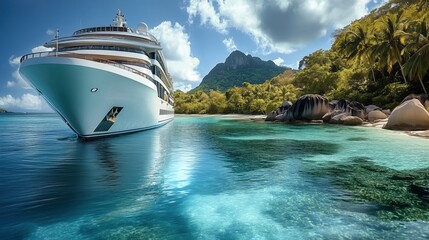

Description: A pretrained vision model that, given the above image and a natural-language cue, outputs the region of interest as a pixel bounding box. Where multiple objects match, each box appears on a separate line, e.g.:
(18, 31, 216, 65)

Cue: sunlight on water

(1, 114, 429, 239)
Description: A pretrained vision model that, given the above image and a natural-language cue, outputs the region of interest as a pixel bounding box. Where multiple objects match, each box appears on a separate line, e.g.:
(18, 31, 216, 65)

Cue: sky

(0, 0, 387, 112)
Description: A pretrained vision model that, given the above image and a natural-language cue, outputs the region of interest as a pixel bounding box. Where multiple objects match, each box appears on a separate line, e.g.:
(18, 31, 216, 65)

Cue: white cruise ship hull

(20, 56, 173, 138)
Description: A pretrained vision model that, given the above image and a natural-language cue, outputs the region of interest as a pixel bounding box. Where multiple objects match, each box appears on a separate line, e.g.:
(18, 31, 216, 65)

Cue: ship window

(160, 109, 174, 115)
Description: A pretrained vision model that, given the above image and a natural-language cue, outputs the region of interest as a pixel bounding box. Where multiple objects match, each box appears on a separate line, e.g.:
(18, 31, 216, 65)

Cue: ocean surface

(1, 113, 429, 239)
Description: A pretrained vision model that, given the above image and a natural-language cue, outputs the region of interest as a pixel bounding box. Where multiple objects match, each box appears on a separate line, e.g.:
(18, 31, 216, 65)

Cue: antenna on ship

(113, 9, 127, 27)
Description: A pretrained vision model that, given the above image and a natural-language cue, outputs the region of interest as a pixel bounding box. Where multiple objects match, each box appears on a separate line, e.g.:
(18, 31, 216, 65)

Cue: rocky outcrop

(265, 112, 277, 121)
(329, 113, 364, 125)
(402, 94, 429, 108)
(322, 111, 334, 123)
(368, 110, 388, 122)
(366, 105, 381, 114)
(330, 99, 366, 119)
(329, 113, 349, 124)
(342, 116, 364, 126)
(321, 99, 366, 125)
(382, 109, 391, 115)
(265, 94, 394, 127)
(384, 99, 429, 130)
(283, 94, 329, 122)
(265, 101, 292, 121)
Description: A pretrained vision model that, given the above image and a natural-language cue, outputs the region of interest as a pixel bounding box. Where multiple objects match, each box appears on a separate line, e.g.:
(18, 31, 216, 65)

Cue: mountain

(194, 50, 289, 92)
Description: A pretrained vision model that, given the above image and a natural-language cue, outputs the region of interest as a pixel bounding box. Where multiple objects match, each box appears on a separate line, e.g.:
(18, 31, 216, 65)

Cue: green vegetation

(309, 157, 429, 221)
(194, 50, 288, 92)
(0, 108, 8, 113)
(328, 0, 429, 108)
(174, 70, 299, 114)
(175, 0, 429, 113)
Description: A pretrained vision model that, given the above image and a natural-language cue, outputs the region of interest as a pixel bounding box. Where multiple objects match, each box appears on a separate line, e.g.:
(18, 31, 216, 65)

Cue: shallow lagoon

(1, 114, 429, 239)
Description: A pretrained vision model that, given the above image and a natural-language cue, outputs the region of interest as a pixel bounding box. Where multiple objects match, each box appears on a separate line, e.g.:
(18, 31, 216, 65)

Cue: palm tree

(341, 24, 377, 82)
(371, 13, 409, 83)
(403, 19, 429, 94)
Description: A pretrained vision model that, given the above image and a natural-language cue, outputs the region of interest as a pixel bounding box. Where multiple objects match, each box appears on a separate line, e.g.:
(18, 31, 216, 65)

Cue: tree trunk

(398, 61, 408, 84)
(370, 67, 376, 82)
(419, 75, 428, 94)
(396, 48, 408, 84)
(365, 53, 377, 83)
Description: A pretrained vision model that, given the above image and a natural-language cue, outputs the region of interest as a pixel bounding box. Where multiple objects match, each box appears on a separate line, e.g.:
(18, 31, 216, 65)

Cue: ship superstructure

(19, 11, 174, 138)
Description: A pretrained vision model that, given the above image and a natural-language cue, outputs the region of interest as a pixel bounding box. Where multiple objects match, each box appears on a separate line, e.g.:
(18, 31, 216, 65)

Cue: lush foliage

(194, 51, 288, 92)
(275, 0, 429, 109)
(330, 0, 429, 107)
(175, 0, 429, 113)
(174, 71, 300, 114)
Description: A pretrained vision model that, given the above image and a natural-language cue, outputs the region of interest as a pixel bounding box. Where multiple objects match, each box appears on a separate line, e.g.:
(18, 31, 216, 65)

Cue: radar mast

(112, 10, 127, 27)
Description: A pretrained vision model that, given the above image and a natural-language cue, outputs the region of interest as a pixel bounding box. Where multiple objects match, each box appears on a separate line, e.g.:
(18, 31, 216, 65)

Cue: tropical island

(172, 0, 429, 223)
(174, 0, 429, 128)
(0, 108, 8, 113)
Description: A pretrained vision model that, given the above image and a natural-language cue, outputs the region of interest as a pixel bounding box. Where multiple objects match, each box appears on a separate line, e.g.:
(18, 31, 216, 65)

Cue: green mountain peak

(194, 50, 289, 92)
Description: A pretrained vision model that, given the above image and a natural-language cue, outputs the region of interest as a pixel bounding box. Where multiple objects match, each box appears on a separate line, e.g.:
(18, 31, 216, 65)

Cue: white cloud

(0, 93, 50, 111)
(6, 81, 15, 88)
(150, 21, 201, 90)
(286, 61, 299, 70)
(223, 38, 237, 52)
(7, 69, 31, 89)
(32, 45, 54, 53)
(272, 57, 284, 66)
(174, 82, 195, 92)
(187, 0, 228, 34)
(46, 29, 56, 36)
(9, 55, 21, 66)
(371, 0, 389, 9)
(187, 0, 371, 54)
(7, 55, 31, 89)
(7, 46, 52, 89)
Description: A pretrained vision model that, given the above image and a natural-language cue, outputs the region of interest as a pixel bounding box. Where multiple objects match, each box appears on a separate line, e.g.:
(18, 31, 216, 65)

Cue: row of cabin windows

(61, 45, 165, 75)
(116, 60, 150, 69)
(154, 79, 174, 105)
(60, 46, 166, 72)
(154, 80, 169, 103)
(60, 45, 148, 55)
(60, 45, 168, 80)
(160, 109, 174, 115)
(73, 26, 130, 35)
(151, 65, 161, 79)
(151, 65, 172, 91)
(58, 45, 172, 99)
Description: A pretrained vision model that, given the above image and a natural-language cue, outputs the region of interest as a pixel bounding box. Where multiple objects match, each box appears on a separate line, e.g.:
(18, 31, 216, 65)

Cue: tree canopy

(174, 72, 300, 114)
(175, 0, 429, 114)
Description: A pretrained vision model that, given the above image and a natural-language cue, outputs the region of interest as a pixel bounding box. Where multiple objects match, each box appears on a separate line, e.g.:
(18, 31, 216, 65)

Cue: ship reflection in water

(0, 118, 199, 239)
(2, 114, 429, 239)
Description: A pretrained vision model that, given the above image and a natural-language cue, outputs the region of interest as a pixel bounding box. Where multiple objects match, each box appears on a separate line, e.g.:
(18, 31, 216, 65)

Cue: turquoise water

(1, 114, 429, 239)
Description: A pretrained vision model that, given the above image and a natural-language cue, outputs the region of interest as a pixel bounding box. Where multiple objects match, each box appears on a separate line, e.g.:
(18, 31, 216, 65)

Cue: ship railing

(96, 59, 155, 82)
(20, 51, 171, 90)
(20, 51, 57, 62)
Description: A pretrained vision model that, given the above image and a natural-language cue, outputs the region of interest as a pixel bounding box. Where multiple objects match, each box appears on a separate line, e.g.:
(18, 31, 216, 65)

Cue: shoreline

(189, 113, 429, 140)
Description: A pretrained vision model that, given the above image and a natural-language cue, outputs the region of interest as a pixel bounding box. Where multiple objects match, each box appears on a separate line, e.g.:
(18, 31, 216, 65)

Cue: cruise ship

(19, 11, 174, 138)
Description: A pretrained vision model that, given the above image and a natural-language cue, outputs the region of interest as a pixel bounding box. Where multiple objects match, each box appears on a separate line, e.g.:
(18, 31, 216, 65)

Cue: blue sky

(0, 0, 385, 112)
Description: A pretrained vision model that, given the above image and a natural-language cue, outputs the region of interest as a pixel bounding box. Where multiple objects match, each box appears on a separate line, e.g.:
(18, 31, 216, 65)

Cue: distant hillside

(0, 108, 8, 113)
(194, 50, 289, 92)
